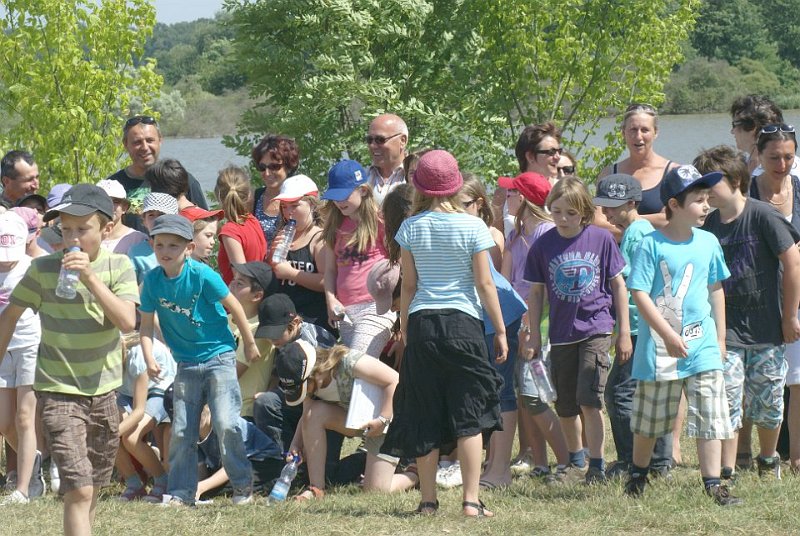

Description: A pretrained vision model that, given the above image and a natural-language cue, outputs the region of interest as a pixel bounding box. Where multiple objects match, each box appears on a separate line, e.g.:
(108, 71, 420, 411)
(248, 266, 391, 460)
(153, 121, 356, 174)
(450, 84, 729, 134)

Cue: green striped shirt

(10, 248, 139, 395)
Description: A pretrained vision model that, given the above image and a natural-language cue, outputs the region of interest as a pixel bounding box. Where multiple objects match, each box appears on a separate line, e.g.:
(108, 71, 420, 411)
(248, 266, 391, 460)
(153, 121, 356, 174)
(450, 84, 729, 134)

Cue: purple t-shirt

(507, 222, 556, 299)
(524, 225, 625, 344)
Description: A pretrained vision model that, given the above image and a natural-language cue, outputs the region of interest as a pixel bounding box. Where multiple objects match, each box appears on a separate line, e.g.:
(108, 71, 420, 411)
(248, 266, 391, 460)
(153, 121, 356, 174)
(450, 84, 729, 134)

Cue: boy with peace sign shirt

(626, 165, 739, 506)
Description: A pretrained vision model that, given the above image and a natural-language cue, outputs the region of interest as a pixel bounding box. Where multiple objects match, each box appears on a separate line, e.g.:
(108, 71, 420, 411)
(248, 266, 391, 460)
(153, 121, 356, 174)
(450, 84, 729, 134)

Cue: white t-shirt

(0, 255, 41, 350)
(102, 227, 148, 256)
(120, 338, 176, 397)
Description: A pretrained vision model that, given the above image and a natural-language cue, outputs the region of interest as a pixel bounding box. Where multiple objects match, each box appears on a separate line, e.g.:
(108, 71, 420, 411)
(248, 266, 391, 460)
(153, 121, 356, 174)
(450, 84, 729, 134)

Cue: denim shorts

(116, 392, 169, 424)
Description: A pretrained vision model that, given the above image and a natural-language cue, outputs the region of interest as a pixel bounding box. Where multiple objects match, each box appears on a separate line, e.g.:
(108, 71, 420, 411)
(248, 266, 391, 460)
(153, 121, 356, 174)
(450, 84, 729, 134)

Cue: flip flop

(463, 499, 494, 518)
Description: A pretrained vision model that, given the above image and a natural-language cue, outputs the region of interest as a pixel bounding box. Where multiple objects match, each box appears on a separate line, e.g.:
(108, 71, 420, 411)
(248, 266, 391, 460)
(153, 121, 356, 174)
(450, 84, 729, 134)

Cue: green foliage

(691, 0, 769, 64)
(224, 0, 696, 182)
(0, 0, 162, 189)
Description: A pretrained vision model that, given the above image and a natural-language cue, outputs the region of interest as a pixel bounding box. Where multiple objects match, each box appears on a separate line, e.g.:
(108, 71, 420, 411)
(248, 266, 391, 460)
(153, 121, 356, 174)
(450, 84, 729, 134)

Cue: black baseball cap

(232, 261, 273, 291)
(255, 293, 297, 339)
(275, 340, 317, 406)
(593, 174, 642, 207)
(660, 165, 723, 206)
(15, 193, 47, 212)
(43, 183, 114, 223)
(149, 214, 194, 241)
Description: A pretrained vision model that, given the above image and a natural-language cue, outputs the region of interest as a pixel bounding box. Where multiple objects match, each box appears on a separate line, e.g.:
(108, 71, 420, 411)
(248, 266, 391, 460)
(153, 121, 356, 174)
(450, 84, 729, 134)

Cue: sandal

(414, 499, 439, 515)
(463, 500, 494, 518)
(294, 485, 325, 501)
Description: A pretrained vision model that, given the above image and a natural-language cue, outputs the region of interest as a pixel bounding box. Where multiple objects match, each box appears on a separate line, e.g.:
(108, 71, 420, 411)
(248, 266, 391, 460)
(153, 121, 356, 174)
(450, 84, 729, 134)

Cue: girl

(524, 177, 630, 484)
(268, 175, 334, 334)
(191, 217, 218, 264)
(97, 179, 148, 255)
(215, 166, 268, 284)
(382, 150, 507, 518)
(285, 342, 417, 500)
(321, 160, 394, 357)
(115, 331, 175, 502)
(499, 172, 570, 482)
(460, 174, 504, 269)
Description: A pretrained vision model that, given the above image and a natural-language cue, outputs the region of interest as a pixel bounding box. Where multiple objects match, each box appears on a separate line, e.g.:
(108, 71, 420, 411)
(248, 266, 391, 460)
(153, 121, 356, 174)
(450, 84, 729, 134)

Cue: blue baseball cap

(660, 165, 723, 206)
(321, 160, 368, 201)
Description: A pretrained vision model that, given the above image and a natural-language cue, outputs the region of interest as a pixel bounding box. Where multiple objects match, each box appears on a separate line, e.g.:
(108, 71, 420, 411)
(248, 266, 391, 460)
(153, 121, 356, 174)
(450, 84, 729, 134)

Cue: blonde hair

(409, 188, 463, 216)
(312, 344, 350, 380)
(512, 199, 553, 247)
(280, 195, 322, 230)
(321, 185, 380, 252)
(192, 217, 218, 234)
(214, 166, 252, 225)
(545, 177, 595, 225)
(460, 173, 493, 226)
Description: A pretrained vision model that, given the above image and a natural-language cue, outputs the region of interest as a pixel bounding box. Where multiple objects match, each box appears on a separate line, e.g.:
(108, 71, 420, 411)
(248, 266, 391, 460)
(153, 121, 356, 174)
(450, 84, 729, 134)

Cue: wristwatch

(377, 415, 392, 429)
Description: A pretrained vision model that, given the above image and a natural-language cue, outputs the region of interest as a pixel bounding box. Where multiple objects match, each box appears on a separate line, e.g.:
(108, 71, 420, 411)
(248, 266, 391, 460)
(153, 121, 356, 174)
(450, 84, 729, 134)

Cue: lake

(164, 111, 800, 195)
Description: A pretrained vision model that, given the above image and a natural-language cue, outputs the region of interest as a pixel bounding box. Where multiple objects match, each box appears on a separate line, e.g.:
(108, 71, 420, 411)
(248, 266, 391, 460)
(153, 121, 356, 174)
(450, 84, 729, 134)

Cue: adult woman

(250, 134, 300, 244)
(730, 95, 785, 175)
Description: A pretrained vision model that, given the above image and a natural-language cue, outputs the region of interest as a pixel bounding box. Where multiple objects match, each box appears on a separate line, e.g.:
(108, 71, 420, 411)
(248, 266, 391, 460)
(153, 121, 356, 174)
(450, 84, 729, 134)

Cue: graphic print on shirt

(548, 251, 600, 303)
(337, 245, 369, 267)
(158, 293, 201, 327)
(280, 260, 315, 287)
(652, 260, 695, 378)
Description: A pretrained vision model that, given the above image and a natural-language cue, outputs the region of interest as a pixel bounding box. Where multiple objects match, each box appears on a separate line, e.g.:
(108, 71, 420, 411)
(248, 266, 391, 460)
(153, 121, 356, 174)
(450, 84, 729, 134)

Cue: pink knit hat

(412, 150, 463, 197)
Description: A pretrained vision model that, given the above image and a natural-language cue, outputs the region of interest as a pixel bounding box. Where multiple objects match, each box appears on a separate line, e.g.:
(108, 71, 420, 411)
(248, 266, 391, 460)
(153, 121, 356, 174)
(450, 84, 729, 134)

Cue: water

(165, 111, 800, 194)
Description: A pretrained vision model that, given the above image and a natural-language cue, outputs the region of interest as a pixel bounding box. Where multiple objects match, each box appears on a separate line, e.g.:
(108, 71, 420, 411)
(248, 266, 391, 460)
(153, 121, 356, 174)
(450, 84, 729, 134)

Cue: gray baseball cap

(149, 214, 193, 241)
(593, 174, 642, 208)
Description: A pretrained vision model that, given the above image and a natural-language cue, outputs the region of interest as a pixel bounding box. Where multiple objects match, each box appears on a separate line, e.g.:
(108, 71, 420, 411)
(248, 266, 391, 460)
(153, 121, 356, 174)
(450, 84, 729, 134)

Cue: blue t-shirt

(483, 261, 527, 335)
(395, 211, 496, 319)
(128, 240, 157, 285)
(140, 258, 236, 363)
(620, 219, 655, 336)
(628, 228, 730, 381)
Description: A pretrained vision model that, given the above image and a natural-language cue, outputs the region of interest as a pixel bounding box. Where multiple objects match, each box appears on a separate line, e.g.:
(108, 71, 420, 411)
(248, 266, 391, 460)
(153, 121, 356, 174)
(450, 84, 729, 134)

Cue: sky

(152, 0, 223, 23)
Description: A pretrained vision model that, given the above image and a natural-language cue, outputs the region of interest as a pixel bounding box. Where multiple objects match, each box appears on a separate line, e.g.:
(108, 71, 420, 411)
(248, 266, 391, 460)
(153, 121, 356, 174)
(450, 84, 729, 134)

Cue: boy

(695, 146, 800, 480)
(626, 165, 740, 505)
(128, 192, 179, 284)
(139, 214, 259, 506)
(593, 174, 673, 479)
(0, 184, 138, 533)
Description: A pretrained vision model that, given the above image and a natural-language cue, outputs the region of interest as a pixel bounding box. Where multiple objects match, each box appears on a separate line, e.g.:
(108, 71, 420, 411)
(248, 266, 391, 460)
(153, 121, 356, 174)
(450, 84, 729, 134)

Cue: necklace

(765, 177, 791, 206)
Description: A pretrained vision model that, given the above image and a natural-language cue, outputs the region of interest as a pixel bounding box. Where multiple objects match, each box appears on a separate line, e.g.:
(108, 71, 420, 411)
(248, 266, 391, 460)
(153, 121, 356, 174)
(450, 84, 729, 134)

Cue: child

(11, 206, 48, 258)
(593, 174, 673, 479)
(321, 160, 394, 357)
(625, 165, 739, 505)
(97, 179, 148, 255)
(382, 150, 506, 518)
(285, 341, 417, 499)
(139, 214, 258, 506)
(0, 184, 138, 532)
(215, 166, 268, 285)
(524, 177, 631, 484)
(460, 174, 504, 268)
(115, 331, 175, 503)
(191, 217, 219, 264)
(0, 211, 44, 503)
(695, 146, 800, 479)
(128, 192, 179, 284)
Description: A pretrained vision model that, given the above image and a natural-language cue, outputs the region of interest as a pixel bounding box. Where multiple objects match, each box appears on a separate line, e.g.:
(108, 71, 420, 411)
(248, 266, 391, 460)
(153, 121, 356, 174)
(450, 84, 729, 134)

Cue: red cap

(497, 172, 551, 207)
(180, 205, 224, 222)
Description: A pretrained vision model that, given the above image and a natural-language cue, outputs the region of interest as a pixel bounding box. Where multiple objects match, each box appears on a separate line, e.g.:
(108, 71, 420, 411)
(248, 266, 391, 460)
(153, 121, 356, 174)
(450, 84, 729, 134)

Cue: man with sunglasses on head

(106, 115, 209, 232)
(365, 114, 409, 206)
(1, 151, 40, 209)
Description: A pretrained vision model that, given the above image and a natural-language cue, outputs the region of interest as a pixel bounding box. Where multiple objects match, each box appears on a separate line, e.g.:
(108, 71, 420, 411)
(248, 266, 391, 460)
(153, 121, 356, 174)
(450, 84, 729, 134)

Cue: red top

(218, 214, 268, 284)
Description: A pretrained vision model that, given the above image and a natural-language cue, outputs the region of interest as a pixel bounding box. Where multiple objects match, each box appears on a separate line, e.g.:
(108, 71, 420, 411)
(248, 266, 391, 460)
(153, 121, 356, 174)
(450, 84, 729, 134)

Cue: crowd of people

(0, 95, 799, 533)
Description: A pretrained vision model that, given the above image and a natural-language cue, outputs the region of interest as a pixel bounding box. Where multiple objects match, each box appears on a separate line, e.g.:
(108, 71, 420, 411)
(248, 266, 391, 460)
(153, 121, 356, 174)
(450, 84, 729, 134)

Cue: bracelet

(377, 415, 392, 428)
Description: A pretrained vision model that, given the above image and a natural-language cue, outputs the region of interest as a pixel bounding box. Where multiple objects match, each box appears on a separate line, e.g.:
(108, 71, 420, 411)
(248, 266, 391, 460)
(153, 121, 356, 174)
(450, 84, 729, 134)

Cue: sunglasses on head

(760, 123, 796, 135)
(625, 102, 657, 115)
(535, 147, 562, 157)
(558, 165, 575, 174)
(365, 133, 402, 145)
(256, 162, 284, 172)
(123, 115, 158, 131)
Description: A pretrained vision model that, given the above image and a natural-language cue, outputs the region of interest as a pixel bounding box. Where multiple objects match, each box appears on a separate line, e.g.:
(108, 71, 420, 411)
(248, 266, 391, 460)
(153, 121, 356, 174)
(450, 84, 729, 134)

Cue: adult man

(106, 115, 209, 231)
(0, 151, 40, 208)
(365, 114, 408, 206)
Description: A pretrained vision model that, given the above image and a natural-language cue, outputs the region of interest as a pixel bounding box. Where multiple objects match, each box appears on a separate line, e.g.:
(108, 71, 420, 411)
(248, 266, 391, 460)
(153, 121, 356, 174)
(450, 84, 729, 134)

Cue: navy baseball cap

(321, 160, 368, 201)
(660, 165, 723, 206)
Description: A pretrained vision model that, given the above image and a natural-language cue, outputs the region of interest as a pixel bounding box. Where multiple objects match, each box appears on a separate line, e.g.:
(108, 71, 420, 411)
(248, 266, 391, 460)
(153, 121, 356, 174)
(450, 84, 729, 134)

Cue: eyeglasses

(731, 120, 746, 129)
(558, 165, 575, 174)
(123, 115, 158, 131)
(365, 133, 403, 145)
(760, 123, 796, 135)
(535, 148, 562, 157)
(462, 198, 478, 208)
(256, 162, 284, 172)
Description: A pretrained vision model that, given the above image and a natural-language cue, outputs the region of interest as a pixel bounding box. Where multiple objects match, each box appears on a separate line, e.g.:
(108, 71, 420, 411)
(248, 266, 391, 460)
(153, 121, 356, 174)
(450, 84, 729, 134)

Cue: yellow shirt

(230, 315, 274, 418)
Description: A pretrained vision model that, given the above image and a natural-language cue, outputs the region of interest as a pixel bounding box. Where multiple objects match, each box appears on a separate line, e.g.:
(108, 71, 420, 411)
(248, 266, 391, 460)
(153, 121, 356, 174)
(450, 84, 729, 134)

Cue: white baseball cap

(273, 175, 319, 203)
(142, 192, 179, 215)
(96, 179, 127, 201)
(0, 211, 28, 262)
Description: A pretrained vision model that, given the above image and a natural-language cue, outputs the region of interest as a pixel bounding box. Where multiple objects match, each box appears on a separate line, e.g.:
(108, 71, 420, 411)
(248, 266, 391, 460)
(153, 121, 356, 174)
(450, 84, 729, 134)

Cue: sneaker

(606, 461, 630, 480)
(706, 483, 743, 506)
(436, 461, 462, 488)
(142, 484, 167, 504)
(735, 453, 754, 472)
(27, 451, 45, 499)
(48, 459, 60, 495)
(529, 465, 551, 480)
(624, 471, 649, 498)
(757, 455, 782, 481)
(510, 455, 532, 476)
(232, 494, 254, 506)
(721, 466, 737, 487)
(3, 471, 16, 493)
(159, 496, 188, 508)
(648, 465, 674, 483)
(118, 485, 147, 502)
(584, 466, 607, 485)
(544, 465, 568, 486)
(0, 490, 29, 505)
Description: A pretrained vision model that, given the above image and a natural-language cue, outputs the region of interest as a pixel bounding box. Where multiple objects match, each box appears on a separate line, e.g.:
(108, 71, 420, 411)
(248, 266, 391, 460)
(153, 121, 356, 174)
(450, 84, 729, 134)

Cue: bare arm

(119, 372, 148, 437)
(0, 304, 25, 363)
(525, 284, 545, 359)
(640, 211, 668, 230)
(220, 235, 247, 266)
(610, 274, 632, 363)
(779, 245, 800, 343)
(489, 227, 505, 271)
(353, 356, 399, 437)
(474, 250, 507, 363)
(708, 282, 726, 358)
(221, 293, 259, 362)
(139, 311, 161, 379)
(399, 248, 418, 344)
(323, 244, 344, 324)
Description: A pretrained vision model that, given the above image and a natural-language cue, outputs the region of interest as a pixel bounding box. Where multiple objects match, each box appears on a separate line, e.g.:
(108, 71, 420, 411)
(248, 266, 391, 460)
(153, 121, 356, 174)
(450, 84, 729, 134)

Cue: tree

(224, 0, 697, 181)
(0, 0, 162, 188)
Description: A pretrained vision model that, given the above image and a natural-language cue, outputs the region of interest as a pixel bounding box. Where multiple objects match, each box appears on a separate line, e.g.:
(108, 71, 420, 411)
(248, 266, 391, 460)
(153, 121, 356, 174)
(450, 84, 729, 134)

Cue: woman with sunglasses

(750, 125, 800, 229)
(250, 134, 301, 244)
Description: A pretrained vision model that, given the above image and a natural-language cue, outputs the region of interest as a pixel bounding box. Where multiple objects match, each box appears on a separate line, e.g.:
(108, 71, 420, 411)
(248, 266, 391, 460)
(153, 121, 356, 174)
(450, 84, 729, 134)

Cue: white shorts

(0, 345, 37, 388)
(785, 311, 800, 385)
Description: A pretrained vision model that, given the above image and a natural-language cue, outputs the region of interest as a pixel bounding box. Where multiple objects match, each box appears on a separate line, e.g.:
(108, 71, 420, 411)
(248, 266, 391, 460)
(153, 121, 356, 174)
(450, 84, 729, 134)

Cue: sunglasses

(625, 102, 657, 115)
(558, 165, 575, 174)
(123, 115, 158, 131)
(535, 148, 563, 157)
(256, 162, 284, 172)
(760, 123, 796, 135)
(365, 133, 402, 145)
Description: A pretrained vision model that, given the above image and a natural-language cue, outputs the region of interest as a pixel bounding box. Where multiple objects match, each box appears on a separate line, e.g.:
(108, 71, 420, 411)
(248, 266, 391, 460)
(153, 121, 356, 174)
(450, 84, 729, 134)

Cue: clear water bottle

(268, 454, 300, 503)
(530, 358, 557, 403)
(55, 246, 81, 299)
(271, 219, 296, 264)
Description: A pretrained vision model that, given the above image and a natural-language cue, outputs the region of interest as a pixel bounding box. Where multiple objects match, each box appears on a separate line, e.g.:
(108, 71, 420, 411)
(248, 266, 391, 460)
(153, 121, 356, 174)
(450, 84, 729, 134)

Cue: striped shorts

(632, 370, 733, 440)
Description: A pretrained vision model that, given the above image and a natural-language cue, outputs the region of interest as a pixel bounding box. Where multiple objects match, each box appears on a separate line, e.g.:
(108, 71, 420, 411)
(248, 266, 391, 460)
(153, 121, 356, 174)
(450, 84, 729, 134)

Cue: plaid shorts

(39, 391, 120, 493)
(632, 370, 733, 440)
(723, 346, 787, 429)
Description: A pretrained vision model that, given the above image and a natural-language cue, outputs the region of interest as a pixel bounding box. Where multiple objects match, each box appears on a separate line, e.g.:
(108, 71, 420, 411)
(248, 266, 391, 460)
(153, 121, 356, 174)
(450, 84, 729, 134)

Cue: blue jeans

(168, 352, 252, 503)
(605, 339, 673, 469)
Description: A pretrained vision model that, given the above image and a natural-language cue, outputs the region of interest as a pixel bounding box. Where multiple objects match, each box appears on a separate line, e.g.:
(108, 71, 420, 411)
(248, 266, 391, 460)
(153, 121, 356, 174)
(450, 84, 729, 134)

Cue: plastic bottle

(267, 454, 300, 503)
(271, 219, 296, 264)
(530, 357, 557, 403)
(55, 246, 81, 299)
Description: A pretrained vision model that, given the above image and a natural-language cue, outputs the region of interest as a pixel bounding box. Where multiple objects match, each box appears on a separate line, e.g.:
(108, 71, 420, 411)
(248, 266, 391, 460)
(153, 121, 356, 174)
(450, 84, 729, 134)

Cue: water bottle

(530, 358, 557, 403)
(271, 219, 296, 263)
(268, 454, 300, 503)
(55, 246, 81, 299)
